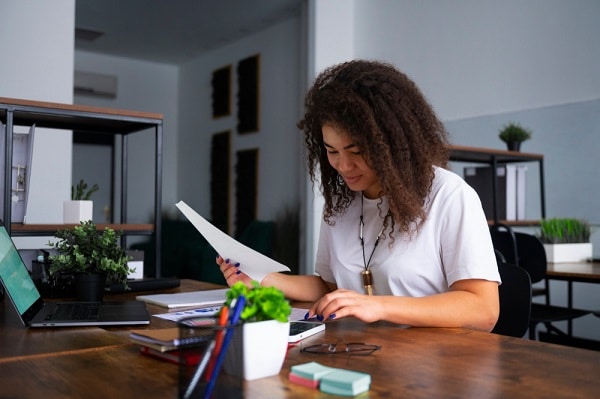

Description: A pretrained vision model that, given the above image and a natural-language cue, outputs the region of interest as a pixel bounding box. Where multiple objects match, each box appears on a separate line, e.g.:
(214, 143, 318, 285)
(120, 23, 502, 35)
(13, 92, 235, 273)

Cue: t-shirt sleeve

(314, 219, 335, 283)
(439, 180, 501, 286)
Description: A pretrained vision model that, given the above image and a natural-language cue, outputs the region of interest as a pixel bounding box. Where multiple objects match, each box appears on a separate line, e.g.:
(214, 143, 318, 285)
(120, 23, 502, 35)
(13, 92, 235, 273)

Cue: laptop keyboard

(45, 303, 101, 321)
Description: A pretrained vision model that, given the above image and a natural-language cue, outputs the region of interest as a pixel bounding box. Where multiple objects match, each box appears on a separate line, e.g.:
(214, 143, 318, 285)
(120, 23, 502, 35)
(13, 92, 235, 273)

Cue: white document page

(175, 201, 291, 282)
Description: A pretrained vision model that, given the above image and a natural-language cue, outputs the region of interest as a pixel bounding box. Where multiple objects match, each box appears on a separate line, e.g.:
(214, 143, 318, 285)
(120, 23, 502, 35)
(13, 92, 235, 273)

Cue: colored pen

(203, 296, 246, 399)
(204, 305, 229, 381)
(182, 339, 216, 399)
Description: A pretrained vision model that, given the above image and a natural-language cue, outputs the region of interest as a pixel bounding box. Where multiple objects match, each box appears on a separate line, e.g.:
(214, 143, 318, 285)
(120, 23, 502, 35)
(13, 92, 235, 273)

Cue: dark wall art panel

(210, 130, 231, 232)
(236, 54, 260, 133)
(234, 148, 258, 236)
(211, 65, 231, 118)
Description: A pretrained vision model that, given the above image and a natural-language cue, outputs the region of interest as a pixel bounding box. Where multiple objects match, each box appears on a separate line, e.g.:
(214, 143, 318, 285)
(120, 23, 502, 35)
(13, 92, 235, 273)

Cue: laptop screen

(0, 225, 41, 314)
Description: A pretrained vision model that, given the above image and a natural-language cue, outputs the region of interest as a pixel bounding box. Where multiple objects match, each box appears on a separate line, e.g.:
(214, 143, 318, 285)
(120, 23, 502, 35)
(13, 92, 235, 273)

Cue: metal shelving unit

(0, 97, 164, 277)
(448, 144, 545, 225)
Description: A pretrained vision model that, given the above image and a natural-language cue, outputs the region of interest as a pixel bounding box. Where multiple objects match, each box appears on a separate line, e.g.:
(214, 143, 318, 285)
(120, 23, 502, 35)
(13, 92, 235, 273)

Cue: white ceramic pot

(63, 200, 93, 224)
(223, 319, 290, 381)
(543, 243, 593, 263)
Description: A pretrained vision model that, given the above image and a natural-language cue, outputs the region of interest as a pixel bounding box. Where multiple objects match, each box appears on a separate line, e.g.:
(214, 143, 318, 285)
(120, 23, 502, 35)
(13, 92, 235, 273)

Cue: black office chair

(491, 250, 532, 338)
(489, 224, 591, 340)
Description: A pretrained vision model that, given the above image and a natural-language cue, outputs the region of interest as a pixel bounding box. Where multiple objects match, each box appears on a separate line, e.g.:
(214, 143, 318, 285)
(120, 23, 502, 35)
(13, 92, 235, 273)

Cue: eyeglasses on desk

(300, 341, 381, 355)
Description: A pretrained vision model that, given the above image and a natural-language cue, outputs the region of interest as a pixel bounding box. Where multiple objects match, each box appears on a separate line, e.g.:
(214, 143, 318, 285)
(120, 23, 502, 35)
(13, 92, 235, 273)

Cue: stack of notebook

(129, 324, 215, 366)
(289, 361, 371, 396)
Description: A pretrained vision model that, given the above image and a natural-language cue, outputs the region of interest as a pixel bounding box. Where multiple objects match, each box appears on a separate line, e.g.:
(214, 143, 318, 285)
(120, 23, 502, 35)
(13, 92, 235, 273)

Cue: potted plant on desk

(221, 281, 291, 380)
(48, 220, 133, 301)
(539, 218, 593, 263)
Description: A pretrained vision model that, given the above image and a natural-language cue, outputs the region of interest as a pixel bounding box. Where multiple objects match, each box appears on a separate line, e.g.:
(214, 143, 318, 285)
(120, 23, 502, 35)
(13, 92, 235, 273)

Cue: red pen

(204, 305, 229, 381)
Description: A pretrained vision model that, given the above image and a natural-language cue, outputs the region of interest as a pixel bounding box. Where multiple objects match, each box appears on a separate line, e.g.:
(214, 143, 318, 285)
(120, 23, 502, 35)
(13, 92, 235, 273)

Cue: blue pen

(203, 295, 246, 399)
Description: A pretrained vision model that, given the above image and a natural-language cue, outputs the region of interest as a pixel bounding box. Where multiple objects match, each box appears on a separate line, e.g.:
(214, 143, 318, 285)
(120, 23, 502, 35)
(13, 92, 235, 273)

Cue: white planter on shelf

(543, 243, 593, 263)
(63, 200, 93, 224)
(223, 319, 290, 381)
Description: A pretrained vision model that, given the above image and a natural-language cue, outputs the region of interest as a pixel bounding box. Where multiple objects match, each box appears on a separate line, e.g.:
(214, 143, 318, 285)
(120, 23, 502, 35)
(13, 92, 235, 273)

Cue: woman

(219, 60, 500, 332)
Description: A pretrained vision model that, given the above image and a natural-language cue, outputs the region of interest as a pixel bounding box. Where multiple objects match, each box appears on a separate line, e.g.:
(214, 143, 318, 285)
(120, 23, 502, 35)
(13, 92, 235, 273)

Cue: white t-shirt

(315, 167, 500, 296)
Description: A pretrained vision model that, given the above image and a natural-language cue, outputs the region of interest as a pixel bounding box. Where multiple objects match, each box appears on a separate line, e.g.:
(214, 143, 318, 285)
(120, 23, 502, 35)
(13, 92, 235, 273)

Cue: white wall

(302, 0, 356, 274)
(74, 51, 179, 223)
(0, 0, 75, 248)
(178, 16, 302, 230)
(353, 0, 600, 121)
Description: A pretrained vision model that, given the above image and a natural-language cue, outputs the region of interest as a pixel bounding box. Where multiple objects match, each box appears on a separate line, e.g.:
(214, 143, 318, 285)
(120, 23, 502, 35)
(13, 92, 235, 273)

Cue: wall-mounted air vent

(74, 70, 117, 98)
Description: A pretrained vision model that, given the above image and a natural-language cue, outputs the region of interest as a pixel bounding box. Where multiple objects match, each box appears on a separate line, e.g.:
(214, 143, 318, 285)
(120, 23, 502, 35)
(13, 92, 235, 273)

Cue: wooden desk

(1, 280, 600, 398)
(547, 261, 600, 283)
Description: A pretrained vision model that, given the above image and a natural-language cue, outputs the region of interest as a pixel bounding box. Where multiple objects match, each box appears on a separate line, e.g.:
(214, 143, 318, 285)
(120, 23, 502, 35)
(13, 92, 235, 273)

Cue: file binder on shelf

(464, 164, 526, 222)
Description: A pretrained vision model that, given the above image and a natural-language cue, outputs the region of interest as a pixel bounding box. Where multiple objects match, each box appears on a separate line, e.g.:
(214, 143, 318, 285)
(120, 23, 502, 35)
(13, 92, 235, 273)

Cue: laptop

(0, 224, 150, 327)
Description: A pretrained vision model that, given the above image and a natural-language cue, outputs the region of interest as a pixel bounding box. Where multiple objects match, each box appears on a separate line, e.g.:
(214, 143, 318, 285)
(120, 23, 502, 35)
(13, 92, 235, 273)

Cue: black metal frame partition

(0, 97, 164, 277)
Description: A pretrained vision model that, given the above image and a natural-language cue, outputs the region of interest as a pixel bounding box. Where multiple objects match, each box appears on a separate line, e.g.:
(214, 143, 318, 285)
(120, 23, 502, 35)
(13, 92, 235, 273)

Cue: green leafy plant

(48, 220, 132, 286)
(72, 179, 99, 200)
(224, 281, 291, 323)
(498, 122, 532, 144)
(539, 218, 591, 244)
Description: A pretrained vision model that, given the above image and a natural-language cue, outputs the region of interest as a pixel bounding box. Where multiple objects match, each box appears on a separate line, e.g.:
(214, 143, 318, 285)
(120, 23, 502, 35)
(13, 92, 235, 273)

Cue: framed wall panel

(211, 65, 231, 118)
(236, 54, 260, 134)
(210, 131, 231, 232)
(234, 148, 258, 236)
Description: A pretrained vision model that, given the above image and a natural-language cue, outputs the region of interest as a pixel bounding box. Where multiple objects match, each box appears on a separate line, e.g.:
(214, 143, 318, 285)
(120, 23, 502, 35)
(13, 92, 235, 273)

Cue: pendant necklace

(359, 194, 388, 295)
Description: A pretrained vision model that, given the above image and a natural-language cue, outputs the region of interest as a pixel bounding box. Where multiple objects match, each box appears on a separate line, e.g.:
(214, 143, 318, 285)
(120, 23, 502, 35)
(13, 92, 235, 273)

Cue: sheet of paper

(175, 201, 291, 282)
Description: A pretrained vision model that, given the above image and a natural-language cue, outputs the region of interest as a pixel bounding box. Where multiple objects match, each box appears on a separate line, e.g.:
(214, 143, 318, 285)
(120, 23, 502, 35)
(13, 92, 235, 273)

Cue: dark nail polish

(304, 312, 309, 320)
(236, 270, 241, 275)
(329, 313, 336, 319)
(225, 259, 230, 264)
(235, 262, 240, 267)
(317, 315, 324, 322)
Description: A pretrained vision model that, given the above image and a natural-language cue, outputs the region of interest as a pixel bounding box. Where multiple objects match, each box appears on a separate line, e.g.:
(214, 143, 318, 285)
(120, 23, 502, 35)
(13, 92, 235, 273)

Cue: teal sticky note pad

(290, 362, 336, 381)
(319, 369, 371, 396)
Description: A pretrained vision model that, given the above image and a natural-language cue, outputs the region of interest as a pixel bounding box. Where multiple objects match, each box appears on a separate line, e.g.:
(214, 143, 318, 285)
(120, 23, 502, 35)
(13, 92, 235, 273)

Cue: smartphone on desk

(289, 321, 325, 343)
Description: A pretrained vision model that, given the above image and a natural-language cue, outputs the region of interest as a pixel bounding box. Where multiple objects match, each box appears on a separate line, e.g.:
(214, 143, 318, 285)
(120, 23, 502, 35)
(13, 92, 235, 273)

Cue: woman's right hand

(216, 255, 254, 287)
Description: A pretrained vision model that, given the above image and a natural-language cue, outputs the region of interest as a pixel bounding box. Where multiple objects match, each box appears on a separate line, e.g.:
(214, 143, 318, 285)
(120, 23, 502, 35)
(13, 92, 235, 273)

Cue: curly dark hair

(298, 60, 449, 236)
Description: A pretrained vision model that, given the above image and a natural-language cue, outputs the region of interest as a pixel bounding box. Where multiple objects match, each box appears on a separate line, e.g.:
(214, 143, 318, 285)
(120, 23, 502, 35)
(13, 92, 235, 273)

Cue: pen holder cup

(177, 317, 243, 399)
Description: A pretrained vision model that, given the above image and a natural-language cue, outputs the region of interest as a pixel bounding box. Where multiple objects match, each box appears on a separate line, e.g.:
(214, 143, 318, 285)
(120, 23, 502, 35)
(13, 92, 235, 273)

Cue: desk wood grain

(2, 280, 599, 398)
(2, 318, 599, 398)
(0, 297, 128, 360)
(547, 262, 600, 283)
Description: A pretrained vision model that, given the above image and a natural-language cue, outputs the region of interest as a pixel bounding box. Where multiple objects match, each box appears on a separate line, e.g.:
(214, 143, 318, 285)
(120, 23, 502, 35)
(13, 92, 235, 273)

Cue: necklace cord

(359, 195, 387, 272)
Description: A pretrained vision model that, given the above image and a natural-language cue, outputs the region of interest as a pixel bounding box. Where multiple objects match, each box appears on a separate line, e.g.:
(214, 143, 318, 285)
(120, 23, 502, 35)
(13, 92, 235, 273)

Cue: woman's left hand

(306, 289, 384, 323)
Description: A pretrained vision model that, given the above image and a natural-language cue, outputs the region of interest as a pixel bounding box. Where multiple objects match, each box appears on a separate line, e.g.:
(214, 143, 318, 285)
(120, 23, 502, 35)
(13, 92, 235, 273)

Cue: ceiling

(75, 0, 302, 65)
